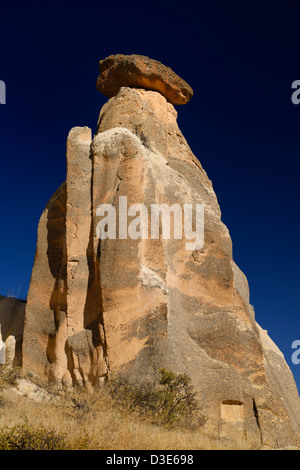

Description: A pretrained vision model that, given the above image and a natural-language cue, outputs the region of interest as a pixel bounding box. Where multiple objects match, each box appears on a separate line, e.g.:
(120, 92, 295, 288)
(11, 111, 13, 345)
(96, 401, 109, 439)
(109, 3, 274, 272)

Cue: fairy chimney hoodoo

(20, 54, 300, 449)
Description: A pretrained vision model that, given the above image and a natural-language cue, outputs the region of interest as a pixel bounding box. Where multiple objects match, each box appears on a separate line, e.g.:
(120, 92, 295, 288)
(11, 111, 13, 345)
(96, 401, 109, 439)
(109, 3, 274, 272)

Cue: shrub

(108, 369, 206, 429)
(0, 418, 93, 450)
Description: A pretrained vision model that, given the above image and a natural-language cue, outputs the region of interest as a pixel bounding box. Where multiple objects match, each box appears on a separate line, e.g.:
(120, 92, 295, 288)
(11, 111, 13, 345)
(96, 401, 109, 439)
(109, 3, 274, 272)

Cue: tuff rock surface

(20, 56, 300, 449)
(96, 54, 193, 105)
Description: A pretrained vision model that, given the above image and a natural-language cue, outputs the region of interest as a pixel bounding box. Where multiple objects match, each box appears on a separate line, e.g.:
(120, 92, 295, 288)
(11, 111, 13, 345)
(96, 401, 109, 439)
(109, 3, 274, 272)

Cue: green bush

(108, 369, 206, 429)
(0, 419, 92, 450)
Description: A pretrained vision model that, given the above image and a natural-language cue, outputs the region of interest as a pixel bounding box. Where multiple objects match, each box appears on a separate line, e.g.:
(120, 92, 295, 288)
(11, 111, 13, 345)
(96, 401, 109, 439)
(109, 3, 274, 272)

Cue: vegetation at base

(0, 418, 92, 450)
(108, 368, 206, 429)
(0, 366, 214, 450)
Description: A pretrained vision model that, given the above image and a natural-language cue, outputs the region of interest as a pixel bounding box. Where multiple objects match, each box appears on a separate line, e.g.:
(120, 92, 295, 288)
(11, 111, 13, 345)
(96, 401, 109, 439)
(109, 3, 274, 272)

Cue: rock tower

(22, 54, 300, 448)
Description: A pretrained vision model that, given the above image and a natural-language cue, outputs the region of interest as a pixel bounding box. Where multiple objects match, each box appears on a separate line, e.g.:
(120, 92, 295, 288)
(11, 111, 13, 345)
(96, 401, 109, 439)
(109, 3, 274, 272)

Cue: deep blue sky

(0, 0, 299, 390)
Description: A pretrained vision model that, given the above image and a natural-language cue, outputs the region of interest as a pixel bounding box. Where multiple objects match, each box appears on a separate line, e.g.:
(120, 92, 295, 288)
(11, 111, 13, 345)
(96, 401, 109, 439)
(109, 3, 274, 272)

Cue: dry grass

(0, 369, 245, 450)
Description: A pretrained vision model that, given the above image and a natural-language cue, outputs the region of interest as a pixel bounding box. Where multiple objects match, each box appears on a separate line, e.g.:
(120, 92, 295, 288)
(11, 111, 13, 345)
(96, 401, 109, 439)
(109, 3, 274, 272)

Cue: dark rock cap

(96, 54, 193, 105)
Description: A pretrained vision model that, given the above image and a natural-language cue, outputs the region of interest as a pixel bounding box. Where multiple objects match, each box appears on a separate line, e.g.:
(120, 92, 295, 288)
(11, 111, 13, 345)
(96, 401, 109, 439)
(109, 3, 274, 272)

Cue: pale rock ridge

(18, 56, 300, 449)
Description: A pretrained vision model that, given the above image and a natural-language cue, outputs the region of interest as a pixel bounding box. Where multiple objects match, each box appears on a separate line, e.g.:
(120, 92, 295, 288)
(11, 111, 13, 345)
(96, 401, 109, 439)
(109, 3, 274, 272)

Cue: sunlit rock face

(96, 54, 193, 105)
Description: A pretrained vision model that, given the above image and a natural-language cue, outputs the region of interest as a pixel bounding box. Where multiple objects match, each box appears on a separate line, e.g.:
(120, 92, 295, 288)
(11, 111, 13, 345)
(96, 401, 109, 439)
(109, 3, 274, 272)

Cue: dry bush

(0, 365, 21, 390)
(109, 369, 207, 430)
(0, 418, 91, 450)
